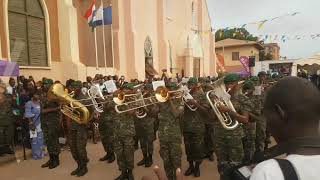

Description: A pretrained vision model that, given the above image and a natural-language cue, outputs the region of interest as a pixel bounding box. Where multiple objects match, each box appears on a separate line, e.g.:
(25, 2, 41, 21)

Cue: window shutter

(27, 0, 44, 17)
(8, 12, 29, 66)
(28, 16, 47, 66)
(8, 0, 26, 13)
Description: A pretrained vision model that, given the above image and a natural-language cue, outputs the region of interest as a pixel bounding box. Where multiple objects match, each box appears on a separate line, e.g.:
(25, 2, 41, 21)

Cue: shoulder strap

(275, 159, 299, 180)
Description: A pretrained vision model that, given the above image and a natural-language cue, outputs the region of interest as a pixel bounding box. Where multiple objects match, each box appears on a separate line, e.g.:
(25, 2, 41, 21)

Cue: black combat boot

(145, 153, 153, 168)
(99, 154, 109, 161)
(49, 154, 60, 169)
(76, 163, 88, 177)
(137, 153, 147, 166)
(41, 154, 53, 168)
(194, 161, 201, 177)
(184, 161, 194, 176)
(127, 169, 134, 180)
(70, 162, 80, 176)
(115, 170, 127, 180)
(107, 152, 115, 163)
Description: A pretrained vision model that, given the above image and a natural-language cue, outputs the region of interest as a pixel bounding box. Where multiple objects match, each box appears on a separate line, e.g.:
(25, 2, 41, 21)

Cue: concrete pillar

(57, 0, 86, 81)
(157, 0, 168, 73)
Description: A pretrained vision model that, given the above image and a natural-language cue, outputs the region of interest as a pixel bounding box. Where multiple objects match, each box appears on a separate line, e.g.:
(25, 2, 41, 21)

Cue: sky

(206, 0, 320, 59)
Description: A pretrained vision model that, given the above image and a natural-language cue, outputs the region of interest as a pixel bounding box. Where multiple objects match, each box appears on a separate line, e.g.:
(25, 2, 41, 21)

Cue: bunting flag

(256, 33, 320, 43)
(258, 20, 268, 30)
(217, 11, 301, 31)
(92, 6, 112, 27)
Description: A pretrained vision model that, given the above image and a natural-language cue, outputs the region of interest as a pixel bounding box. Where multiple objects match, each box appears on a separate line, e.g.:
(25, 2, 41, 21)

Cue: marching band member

(241, 80, 259, 163)
(113, 83, 136, 180)
(40, 79, 61, 169)
(156, 82, 184, 180)
(182, 77, 210, 177)
(69, 81, 92, 177)
(214, 74, 254, 180)
(135, 83, 156, 168)
(98, 90, 116, 163)
(199, 77, 216, 161)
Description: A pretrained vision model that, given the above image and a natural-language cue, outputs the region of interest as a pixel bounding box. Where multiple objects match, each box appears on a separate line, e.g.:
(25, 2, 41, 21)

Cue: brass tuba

(206, 78, 239, 130)
(48, 83, 90, 125)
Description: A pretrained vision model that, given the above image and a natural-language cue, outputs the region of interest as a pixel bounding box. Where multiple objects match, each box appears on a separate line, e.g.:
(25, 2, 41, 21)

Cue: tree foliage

(215, 28, 258, 42)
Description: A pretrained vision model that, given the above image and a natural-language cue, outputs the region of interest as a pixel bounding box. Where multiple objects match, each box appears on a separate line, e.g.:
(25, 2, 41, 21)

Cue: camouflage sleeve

(238, 94, 254, 113)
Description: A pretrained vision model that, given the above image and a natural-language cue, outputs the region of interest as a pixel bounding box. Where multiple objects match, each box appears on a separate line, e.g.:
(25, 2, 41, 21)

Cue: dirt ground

(0, 139, 220, 180)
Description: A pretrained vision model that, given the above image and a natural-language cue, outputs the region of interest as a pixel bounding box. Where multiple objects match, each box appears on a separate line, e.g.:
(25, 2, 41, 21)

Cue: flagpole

(101, 0, 107, 75)
(94, 27, 99, 70)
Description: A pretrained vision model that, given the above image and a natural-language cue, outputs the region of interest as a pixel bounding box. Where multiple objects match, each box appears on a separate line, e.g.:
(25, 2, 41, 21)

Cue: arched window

(8, 0, 48, 66)
(192, 1, 198, 29)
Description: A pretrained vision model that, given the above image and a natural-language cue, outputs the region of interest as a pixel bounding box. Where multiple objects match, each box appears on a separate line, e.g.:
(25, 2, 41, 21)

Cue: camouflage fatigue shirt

(114, 112, 136, 138)
(0, 95, 14, 126)
(158, 99, 184, 143)
(183, 90, 207, 133)
(41, 93, 60, 121)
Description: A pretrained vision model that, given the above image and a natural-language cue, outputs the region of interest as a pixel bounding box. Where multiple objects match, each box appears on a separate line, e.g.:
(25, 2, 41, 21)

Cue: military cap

(71, 81, 82, 88)
(224, 74, 241, 84)
(242, 80, 255, 90)
(188, 77, 198, 85)
(43, 79, 54, 85)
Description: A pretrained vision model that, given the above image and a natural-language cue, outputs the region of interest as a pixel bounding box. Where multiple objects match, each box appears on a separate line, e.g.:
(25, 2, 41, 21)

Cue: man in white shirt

(250, 77, 320, 180)
(6, 78, 16, 95)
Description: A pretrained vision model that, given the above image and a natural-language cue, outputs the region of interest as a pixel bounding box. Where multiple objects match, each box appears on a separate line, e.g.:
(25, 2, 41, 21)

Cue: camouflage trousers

(69, 123, 88, 165)
(242, 122, 256, 163)
(183, 132, 205, 161)
(255, 116, 267, 152)
(114, 136, 135, 171)
(159, 141, 182, 180)
(98, 119, 114, 154)
(204, 123, 215, 155)
(215, 135, 244, 180)
(140, 135, 154, 156)
(41, 118, 61, 155)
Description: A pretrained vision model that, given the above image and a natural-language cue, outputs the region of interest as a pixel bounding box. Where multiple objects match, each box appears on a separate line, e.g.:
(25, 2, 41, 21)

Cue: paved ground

(0, 139, 220, 180)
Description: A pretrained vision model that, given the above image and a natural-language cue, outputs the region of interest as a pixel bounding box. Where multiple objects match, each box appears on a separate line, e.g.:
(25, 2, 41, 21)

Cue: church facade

(0, 0, 217, 82)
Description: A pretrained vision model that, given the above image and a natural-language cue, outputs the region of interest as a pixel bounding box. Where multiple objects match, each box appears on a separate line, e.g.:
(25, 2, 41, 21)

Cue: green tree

(215, 28, 258, 42)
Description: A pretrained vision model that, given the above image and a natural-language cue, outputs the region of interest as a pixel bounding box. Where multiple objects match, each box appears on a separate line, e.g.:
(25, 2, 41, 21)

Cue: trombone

(114, 85, 184, 115)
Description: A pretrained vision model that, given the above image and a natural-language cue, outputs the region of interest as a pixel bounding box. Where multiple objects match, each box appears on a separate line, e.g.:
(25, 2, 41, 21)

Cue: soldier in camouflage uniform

(69, 81, 91, 177)
(241, 80, 260, 163)
(0, 89, 15, 155)
(113, 84, 136, 180)
(98, 94, 116, 163)
(182, 78, 210, 177)
(213, 74, 254, 180)
(198, 77, 215, 161)
(253, 72, 268, 153)
(40, 79, 61, 169)
(136, 84, 155, 168)
(157, 82, 184, 180)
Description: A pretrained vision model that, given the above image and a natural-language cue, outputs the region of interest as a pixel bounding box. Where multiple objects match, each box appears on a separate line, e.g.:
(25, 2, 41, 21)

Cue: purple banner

(0, 60, 20, 76)
(239, 56, 250, 73)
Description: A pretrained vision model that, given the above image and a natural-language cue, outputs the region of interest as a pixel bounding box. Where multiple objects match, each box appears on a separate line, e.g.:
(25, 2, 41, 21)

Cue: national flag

(92, 6, 112, 27)
(84, 0, 96, 26)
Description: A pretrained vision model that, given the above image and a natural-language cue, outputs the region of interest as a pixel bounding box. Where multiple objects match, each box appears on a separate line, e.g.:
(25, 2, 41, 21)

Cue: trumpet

(206, 78, 239, 130)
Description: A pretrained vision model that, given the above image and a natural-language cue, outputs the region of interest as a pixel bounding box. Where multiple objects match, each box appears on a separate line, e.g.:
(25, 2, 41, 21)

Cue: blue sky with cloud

(206, 0, 320, 59)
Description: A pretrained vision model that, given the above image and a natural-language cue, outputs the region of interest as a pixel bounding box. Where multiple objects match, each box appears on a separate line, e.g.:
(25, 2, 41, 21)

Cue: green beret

(224, 74, 240, 84)
(43, 79, 53, 85)
(166, 82, 178, 90)
(124, 83, 135, 90)
(71, 81, 82, 88)
(188, 77, 198, 85)
(250, 76, 259, 82)
(243, 80, 255, 90)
